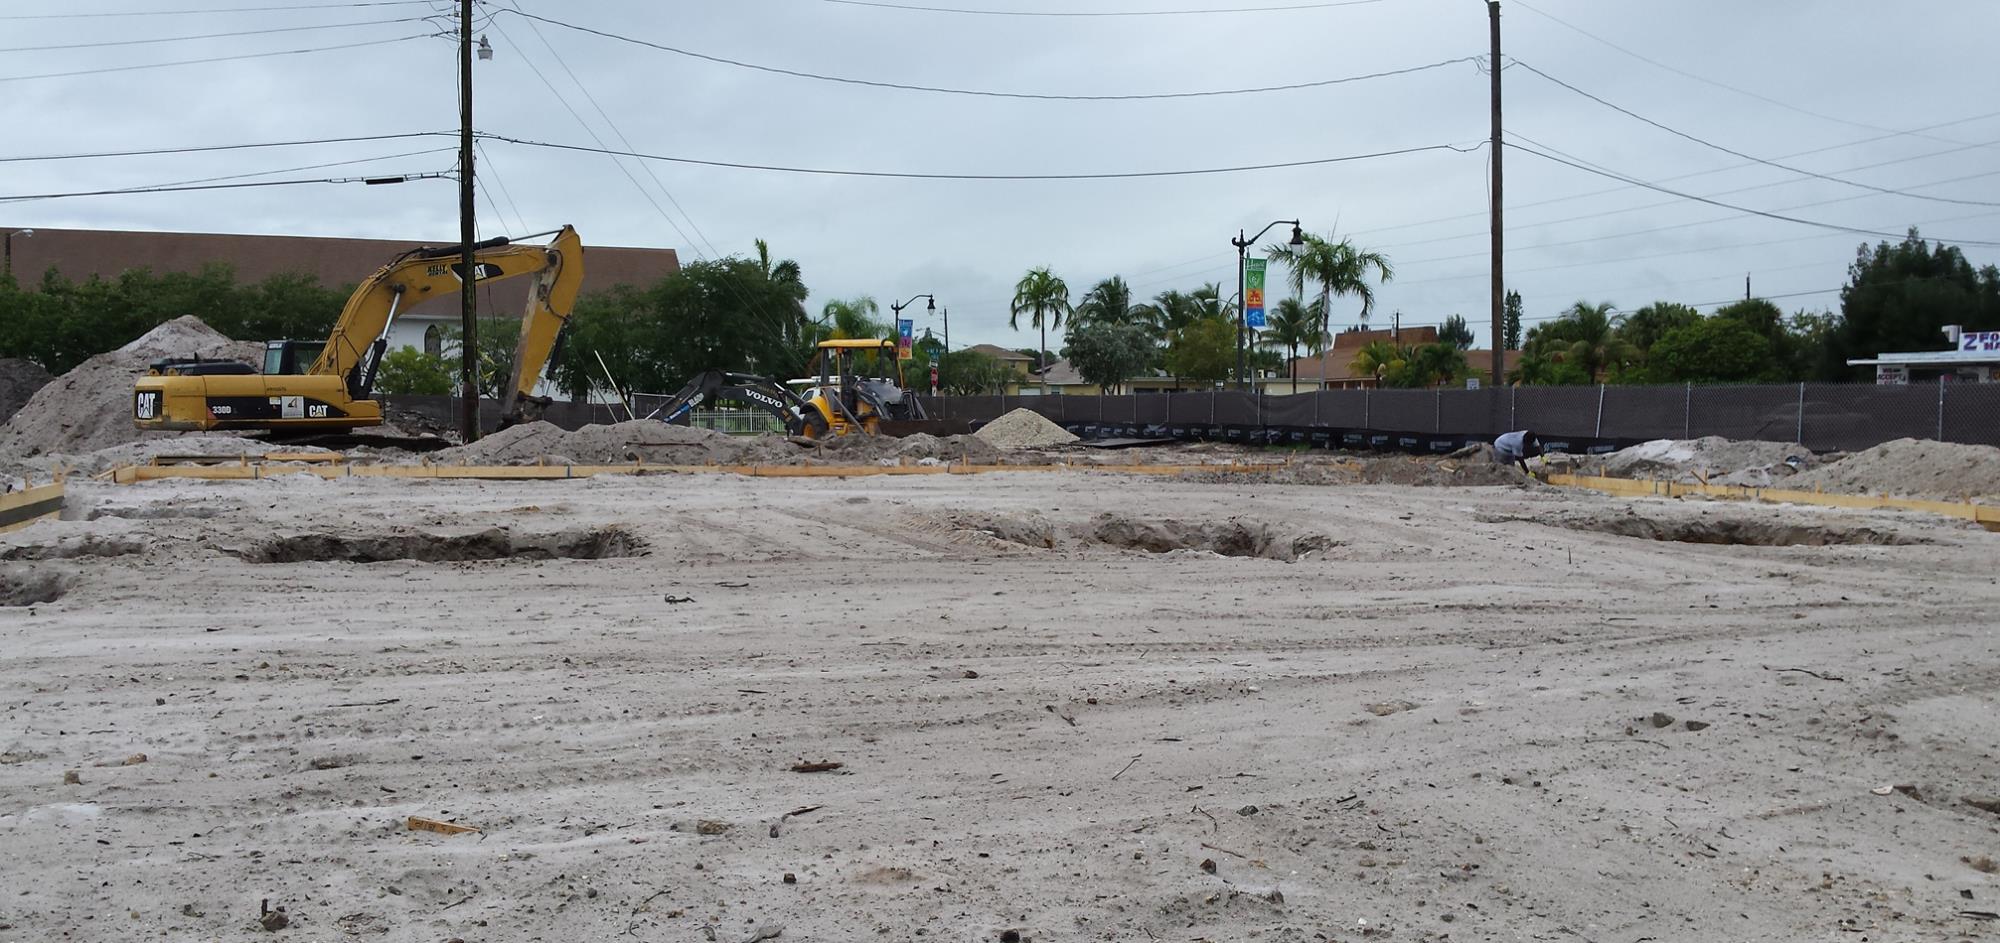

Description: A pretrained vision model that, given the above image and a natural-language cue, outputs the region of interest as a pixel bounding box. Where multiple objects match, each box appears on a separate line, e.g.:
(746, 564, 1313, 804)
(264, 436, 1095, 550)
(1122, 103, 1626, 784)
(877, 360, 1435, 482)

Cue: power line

(1508, 0, 1967, 147)
(0, 15, 430, 52)
(496, 8, 1478, 101)
(479, 132, 1478, 179)
(0, 33, 434, 83)
(0, 172, 449, 203)
(1349, 109, 2000, 241)
(472, 139, 529, 233)
(1503, 140, 2000, 248)
(0, 146, 456, 203)
(1512, 60, 2000, 209)
(0, 0, 434, 19)
(0, 131, 452, 163)
(1377, 130, 2000, 252)
(817, 0, 1387, 15)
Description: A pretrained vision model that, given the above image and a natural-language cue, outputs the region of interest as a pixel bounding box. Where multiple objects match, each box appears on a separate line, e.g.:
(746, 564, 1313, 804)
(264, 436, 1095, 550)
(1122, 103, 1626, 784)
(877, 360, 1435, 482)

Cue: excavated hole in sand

(1542, 513, 1924, 547)
(0, 536, 148, 561)
(1086, 513, 1336, 561)
(0, 568, 67, 606)
(234, 526, 646, 564)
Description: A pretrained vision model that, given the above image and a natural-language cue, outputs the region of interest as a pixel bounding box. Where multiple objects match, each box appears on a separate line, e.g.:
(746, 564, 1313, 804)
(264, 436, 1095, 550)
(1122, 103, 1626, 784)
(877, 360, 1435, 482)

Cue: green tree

(1829, 229, 2000, 379)
(1352, 340, 1404, 384)
(1010, 266, 1070, 390)
(937, 349, 1012, 395)
(1265, 233, 1393, 337)
(1391, 342, 1471, 388)
(1261, 297, 1326, 392)
(1524, 301, 1638, 381)
(1503, 290, 1523, 350)
(1648, 317, 1774, 383)
(375, 346, 454, 395)
(1618, 301, 1700, 353)
(1438, 314, 1474, 350)
(1713, 297, 1824, 380)
(1164, 316, 1235, 386)
(1074, 275, 1147, 333)
(1065, 320, 1155, 393)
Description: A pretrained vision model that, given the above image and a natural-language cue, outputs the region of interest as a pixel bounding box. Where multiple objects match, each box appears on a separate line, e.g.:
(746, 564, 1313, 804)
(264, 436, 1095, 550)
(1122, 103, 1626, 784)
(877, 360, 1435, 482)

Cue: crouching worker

(1493, 429, 1543, 472)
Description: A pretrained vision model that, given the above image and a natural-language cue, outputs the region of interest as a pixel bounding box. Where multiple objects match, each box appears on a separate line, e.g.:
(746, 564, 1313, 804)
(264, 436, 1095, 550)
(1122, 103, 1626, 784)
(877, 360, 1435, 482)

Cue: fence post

(1795, 382, 1805, 445)
(1312, 390, 1319, 426)
(1594, 384, 1606, 438)
(1937, 378, 1947, 441)
(1683, 383, 1692, 439)
(1209, 390, 1216, 425)
(1434, 389, 1442, 432)
(1363, 388, 1371, 429)
(1509, 384, 1516, 430)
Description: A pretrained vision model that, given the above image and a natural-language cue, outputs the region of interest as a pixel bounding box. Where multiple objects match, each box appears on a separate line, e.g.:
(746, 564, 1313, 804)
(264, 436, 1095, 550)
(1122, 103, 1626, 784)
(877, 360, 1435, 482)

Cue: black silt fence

(922, 380, 2000, 455)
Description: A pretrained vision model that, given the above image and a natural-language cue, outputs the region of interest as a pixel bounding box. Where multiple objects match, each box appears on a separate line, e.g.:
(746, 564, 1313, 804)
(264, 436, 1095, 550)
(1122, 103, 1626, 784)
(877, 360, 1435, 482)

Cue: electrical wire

(0, 16, 431, 53)
(472, 139, 529, 234)
(1508, 0, 1969, 147)
(0, 172, 449, 203)
(1350, 108, 2000, 241)
(0, 146, 457, 203)
(0, 33, 434, 83)
(817, 0, 1388, 15)
(494, 8, 1477, 101)
(0, 0, 435, 18)
(0, 131, 453, 163)
(1504, 141, 2000, 248)
(479, 133, 1479, 179)
(1512, 60, 2000, 209)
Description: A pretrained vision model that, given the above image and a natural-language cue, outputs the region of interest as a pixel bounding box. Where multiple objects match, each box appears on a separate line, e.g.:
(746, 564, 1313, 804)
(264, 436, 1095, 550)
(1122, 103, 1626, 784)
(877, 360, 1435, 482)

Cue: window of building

(423, 324, 442, 358)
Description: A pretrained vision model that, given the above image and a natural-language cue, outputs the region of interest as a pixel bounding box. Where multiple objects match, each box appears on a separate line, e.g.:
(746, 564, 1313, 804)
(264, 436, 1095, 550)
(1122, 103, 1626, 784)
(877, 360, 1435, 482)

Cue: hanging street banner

(1245, 258, 1267, 329)
(897, 319, 915, 358)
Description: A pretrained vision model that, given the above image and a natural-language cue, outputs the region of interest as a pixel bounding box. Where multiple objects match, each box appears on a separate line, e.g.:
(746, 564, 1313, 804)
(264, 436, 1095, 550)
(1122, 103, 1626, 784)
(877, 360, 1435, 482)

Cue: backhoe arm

(497, 225, 586, 426)
(648, 370, 809, 435)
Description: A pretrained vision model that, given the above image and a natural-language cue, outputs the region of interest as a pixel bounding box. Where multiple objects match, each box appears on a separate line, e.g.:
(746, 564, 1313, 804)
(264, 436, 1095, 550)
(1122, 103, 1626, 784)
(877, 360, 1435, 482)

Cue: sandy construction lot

(2, 471, 1998, 942)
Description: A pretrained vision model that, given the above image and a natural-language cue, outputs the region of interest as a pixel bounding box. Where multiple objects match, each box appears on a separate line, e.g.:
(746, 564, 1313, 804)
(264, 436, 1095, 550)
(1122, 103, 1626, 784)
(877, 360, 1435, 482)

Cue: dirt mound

(974, 408, 1079, 449)
(0, 359, 53, 425)
(1787, 438, 2000, 501)
(431, 420, 1002, 467)
(929, 510, 1335, 561)
(1543, 437, 1814, 484)
(0, 316, 261, 458)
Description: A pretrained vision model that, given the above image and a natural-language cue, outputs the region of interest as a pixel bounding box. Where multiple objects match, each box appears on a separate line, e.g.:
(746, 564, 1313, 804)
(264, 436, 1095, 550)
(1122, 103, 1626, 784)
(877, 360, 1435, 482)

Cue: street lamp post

(4, 229, 33, 279)
(889, 293, 935, 386)
(1232, 220, 1306, 392)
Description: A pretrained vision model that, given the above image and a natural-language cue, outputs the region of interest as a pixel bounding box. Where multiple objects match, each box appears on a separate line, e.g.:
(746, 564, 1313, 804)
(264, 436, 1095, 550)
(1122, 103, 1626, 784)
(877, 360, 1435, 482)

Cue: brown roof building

(1287, 326, 1439, 389)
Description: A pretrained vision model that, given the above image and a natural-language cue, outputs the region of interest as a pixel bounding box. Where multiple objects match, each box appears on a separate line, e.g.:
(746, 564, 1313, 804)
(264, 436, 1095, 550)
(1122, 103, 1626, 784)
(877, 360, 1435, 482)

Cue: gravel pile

(0, 359, 53, 425)
(1786, 438, 2000, 501)
(0, 316, 261, 458)
(974, 408, 1079, 449)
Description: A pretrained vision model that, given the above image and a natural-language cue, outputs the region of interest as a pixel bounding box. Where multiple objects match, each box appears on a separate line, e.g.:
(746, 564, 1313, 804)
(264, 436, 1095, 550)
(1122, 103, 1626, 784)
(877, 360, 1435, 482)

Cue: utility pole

(1488, 0, 1504, 388)
(1746, 273, 1752, 301)
(457, 0, 480, 443)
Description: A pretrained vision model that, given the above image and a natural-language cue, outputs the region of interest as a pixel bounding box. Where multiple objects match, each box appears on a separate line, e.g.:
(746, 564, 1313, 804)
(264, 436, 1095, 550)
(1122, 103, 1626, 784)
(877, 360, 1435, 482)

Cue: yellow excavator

(133, 225, 584, 437)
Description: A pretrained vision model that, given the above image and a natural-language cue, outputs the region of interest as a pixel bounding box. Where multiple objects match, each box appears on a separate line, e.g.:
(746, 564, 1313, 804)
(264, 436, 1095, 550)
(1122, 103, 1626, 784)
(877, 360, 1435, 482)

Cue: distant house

(963, 344, 1037, 377)
(1287, 326, 1442, 389)
(0, 225, 680, 390)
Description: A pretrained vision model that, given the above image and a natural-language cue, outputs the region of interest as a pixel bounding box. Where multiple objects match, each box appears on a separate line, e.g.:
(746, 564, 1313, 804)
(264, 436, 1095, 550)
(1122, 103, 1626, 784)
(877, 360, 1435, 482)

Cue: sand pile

(1544, 436, 1813, 484)
(0, 316, 261, 458)
(432, 420, 1008, 467)
(1787, 438, 2000, 501)
(0, 358, 53, 424)
(975, 408, 1079, 449)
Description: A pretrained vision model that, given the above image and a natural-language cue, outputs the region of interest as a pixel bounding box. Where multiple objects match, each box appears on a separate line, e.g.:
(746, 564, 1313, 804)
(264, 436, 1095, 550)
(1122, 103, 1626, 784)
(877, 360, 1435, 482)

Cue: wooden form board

(0, 482, 63, 534)
(110, 461, 1281, 484)
(1545, 473, 2000, 531)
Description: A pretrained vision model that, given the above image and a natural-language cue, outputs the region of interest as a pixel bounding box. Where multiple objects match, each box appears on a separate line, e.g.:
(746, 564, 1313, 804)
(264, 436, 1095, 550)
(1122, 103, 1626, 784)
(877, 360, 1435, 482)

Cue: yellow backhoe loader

(650, 338, 926, 437)
(133, 226, 584, 437)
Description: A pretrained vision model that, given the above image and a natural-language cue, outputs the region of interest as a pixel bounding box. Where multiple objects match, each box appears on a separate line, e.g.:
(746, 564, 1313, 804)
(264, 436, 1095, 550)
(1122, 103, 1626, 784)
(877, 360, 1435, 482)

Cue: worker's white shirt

(1494, 430, 1529, 460)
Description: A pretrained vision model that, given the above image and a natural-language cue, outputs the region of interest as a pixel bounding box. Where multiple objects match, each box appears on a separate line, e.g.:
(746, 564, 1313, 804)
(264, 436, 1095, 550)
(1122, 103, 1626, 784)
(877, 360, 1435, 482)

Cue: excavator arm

(647, 371, 812, 436)
(307, 225, 585, 420)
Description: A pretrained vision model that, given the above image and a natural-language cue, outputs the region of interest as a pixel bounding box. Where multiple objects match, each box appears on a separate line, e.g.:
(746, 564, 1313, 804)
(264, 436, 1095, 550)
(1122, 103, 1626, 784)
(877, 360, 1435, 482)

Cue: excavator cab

(263, 340, 326, 376)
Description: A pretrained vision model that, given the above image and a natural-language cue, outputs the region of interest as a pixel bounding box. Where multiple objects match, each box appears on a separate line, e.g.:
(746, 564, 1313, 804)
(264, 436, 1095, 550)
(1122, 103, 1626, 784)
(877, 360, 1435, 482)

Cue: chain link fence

(916, 380, 2000, 452)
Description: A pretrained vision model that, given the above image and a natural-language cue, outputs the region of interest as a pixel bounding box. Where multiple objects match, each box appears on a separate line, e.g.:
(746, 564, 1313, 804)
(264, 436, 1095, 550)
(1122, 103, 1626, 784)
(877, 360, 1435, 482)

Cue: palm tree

(1261, 297, 1325, 393)
(1266, 233, 1393, 338)
(821, 296, 886, 341)
(754, 238, 808, 342)
(1190, 281, 1232, 322)
(1549, 300, 1638, 380)
(1074, 275, 1140, 331)
(1010, 267, 1070, 391)
(1351, 340, 1406, 386)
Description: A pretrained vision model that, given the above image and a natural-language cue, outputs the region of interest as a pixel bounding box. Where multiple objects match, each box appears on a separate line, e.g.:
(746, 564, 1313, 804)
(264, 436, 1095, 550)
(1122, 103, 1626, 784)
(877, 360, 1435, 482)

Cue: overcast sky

(3, 0, 1996, 354)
